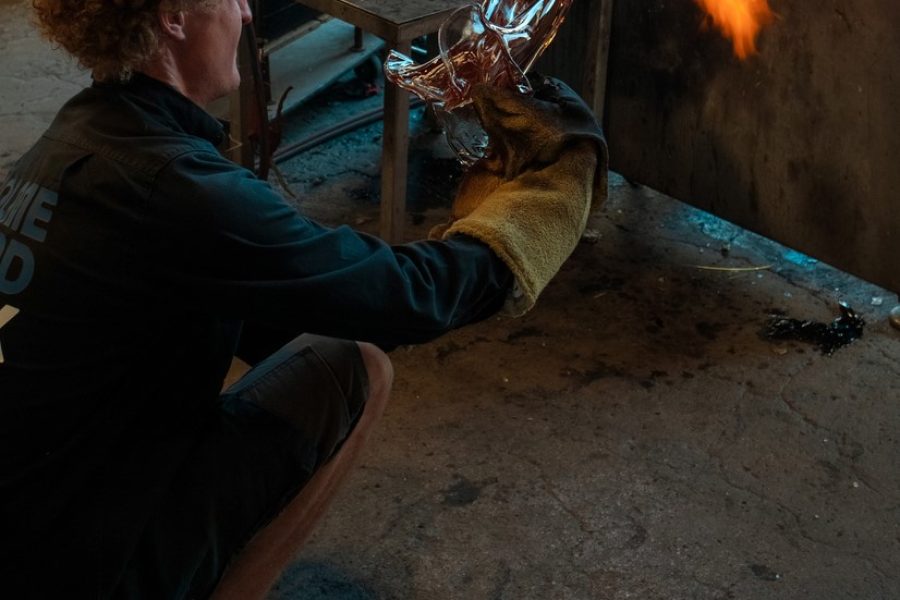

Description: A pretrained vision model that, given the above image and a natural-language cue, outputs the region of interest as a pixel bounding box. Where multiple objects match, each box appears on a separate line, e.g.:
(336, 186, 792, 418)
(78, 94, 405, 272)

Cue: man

(0, 0, 606, 598)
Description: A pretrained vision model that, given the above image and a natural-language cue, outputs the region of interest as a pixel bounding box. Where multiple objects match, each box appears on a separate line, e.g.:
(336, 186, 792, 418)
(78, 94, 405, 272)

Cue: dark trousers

(110, 333, 369, 599)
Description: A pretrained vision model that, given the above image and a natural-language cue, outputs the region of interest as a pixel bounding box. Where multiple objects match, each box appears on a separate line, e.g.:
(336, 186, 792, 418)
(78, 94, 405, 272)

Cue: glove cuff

(443, 142, 600, 316)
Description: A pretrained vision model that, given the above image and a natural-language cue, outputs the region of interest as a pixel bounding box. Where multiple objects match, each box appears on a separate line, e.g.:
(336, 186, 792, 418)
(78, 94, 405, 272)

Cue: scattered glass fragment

(582, 229, 603, 244)
(871, 297, 884, 306)
(762, 302, 865, 356)
(890, 306, 900, 331)
(750, 564, 782, 582)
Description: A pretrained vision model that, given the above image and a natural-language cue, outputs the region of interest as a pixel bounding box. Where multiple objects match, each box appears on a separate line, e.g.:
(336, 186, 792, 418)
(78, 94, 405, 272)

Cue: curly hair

(32, 0, 219, 81)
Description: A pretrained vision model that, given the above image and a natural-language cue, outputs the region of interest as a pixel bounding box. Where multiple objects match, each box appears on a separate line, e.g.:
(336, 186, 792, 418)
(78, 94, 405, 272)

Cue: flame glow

(695, 0, 775, 59)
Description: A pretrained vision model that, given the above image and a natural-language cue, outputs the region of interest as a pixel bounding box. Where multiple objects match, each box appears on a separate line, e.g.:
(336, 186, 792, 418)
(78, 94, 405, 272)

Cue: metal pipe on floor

(273, 98, 426, 165)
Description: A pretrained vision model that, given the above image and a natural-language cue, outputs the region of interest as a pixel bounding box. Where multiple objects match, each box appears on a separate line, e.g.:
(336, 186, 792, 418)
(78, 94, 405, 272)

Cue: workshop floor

(3, 1, 899, 598)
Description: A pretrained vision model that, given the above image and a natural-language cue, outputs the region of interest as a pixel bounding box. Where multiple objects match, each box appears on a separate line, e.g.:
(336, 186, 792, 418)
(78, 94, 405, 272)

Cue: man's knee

(356, 341, 393, 415)
(220, 335, 369, 458)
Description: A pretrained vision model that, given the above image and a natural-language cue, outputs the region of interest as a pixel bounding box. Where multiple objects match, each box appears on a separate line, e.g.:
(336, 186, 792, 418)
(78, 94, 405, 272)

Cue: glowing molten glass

(695, 0, 775, 59)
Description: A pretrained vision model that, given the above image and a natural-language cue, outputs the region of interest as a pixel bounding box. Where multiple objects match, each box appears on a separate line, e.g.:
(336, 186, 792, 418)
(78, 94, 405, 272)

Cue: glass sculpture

(384, 0, 574, 163)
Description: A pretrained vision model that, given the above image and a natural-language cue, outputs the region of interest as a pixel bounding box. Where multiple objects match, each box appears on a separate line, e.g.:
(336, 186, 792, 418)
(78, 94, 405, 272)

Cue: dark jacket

(0, 74, 510, 591)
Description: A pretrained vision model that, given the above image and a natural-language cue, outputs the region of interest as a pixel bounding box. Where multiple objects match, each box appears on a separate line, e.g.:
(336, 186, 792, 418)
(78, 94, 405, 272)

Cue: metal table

(289, 0, 466, 242)
(233, 0, 614, 243)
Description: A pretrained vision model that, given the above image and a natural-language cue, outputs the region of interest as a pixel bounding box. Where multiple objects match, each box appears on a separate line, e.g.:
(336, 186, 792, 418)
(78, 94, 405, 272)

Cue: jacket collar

(92, 73, 227, 147)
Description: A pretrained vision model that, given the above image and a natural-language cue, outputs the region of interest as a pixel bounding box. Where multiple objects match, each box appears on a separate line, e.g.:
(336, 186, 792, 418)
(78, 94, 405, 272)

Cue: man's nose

(240, 0, 253, 24)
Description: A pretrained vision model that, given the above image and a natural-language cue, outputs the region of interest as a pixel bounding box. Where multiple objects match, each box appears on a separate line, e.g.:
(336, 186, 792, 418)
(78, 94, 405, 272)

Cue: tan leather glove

(432, 76, 609, 316)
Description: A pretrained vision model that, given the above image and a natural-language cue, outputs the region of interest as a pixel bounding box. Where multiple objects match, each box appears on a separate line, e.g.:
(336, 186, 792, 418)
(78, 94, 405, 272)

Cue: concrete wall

(601, 0, 899, 294)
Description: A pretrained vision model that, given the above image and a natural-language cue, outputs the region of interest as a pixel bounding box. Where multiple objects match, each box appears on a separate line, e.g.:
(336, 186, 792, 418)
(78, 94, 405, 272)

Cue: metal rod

(273, 98, 425, 164)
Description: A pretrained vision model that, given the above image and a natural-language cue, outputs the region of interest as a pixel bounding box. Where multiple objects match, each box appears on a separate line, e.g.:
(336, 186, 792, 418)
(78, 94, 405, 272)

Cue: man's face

(181, 0, 253, 105)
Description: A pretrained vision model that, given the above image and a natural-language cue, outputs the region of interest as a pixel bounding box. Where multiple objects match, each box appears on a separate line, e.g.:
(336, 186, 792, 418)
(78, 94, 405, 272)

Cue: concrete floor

(3, 1, 899, 598)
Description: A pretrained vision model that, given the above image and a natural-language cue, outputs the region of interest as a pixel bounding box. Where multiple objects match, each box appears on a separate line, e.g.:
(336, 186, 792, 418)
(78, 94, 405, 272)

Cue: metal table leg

(379, 41, 412, 243)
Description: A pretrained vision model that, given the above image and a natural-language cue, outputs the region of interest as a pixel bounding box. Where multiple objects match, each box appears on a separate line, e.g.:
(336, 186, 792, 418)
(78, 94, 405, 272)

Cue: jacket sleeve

(144, 150, 513, 348)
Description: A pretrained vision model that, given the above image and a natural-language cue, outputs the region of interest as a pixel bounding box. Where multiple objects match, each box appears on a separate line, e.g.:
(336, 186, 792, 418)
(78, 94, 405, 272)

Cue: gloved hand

(474, 73, 607, 185)
(430, 74, 608, 238)
(431, 75, 609, 316)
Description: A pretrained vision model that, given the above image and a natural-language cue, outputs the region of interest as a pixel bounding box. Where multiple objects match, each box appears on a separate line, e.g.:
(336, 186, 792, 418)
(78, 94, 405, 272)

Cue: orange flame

(695, 0, 775, 59)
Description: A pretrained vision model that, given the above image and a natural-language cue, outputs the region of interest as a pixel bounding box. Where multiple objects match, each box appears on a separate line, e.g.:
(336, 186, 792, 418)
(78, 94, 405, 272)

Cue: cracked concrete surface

(2, 1, 899, 598)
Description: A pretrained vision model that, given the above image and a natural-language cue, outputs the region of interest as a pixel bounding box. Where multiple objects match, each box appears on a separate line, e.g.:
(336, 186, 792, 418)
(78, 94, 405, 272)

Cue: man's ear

(158, 9, 188, 41)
